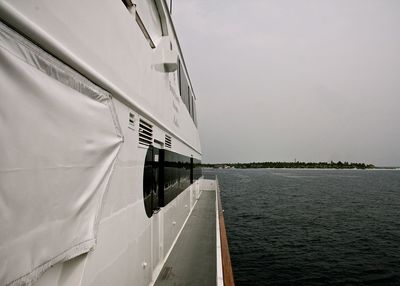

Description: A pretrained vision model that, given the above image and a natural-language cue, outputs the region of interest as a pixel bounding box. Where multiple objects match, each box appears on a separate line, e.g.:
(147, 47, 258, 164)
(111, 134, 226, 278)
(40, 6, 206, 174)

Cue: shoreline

(202, 167, 399, 170)
(201, 161, 377, 170)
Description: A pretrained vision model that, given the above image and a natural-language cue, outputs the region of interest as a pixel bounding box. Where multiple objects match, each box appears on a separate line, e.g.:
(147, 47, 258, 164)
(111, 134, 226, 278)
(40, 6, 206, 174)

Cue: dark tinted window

(142, 146, 202, 216)
(163, 150, 191, 206)
(193, 158, 202, 181)
(143, 146, 159, 217)
(178, 60, 198, 127)
(179, 62, 189, 109)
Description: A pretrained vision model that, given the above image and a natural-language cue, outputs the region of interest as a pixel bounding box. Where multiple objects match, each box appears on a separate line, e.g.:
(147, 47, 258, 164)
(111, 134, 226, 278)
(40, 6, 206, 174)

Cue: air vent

(165, 134, 172, 149)
(128, 112, 136, 130)
(139, 119, 153, 146)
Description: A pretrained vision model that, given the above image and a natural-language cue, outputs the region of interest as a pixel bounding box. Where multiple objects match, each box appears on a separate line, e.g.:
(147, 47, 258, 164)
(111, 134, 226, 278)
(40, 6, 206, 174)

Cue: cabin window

(136, 0, 163, 38)
(121, 0, 167, 47)
(121, 0, 134, 9)
(188, 88, 192, 115)
(178, 60, 198, 126)
(179, 61, 189, 108)
(143, 145, 159, 217)
(163, 150, 191, 206)
(193, 158, 202, 181)
(192, 98, 198, 126)
(135, 12, 156, 48)
(179, 63, 190, 114)
(142, 146, 201, 217)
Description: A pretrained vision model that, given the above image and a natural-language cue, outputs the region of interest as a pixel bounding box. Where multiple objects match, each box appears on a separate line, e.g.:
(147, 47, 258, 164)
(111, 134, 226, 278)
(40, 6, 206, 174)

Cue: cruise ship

(0, 1, 233, 285)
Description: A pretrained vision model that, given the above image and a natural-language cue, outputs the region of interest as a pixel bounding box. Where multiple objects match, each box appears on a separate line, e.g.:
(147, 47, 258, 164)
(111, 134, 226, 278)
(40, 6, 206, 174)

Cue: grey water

(204, 168, 400, 286)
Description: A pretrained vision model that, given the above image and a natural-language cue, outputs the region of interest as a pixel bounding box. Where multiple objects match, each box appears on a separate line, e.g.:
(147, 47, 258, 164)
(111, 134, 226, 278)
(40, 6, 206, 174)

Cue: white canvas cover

(0, 22, 123, 285)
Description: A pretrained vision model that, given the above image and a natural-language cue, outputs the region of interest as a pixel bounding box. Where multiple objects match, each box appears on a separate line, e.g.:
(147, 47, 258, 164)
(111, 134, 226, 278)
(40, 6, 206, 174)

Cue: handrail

(216, 176, 235, 286)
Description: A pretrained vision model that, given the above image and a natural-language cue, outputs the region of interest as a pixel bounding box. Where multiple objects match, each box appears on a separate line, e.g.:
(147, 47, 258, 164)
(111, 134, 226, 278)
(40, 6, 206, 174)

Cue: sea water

(204, 168, 400, 285)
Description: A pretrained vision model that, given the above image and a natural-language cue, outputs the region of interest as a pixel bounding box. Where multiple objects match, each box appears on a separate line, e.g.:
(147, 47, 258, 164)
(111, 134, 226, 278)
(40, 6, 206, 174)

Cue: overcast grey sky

(172, 0, 400, 166)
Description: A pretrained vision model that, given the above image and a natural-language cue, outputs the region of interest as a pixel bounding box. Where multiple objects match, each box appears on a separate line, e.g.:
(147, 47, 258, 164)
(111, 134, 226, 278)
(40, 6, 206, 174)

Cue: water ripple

(206, 168, 400, 286)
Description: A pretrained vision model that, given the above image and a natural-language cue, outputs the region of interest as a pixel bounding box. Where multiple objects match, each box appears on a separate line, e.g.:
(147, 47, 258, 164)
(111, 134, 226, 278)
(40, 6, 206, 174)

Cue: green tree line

(201, 161, 375, 169)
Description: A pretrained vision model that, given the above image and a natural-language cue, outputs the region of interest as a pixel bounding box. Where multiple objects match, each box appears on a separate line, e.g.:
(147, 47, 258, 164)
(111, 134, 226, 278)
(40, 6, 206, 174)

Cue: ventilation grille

(139, 119, 153, 146)
(128, 112, 135, 130)
(165, 134, 172, 149)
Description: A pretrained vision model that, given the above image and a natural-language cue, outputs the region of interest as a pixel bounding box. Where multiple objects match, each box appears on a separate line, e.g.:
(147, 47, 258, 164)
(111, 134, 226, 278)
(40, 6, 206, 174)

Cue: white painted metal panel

(0, 0, 201, 156)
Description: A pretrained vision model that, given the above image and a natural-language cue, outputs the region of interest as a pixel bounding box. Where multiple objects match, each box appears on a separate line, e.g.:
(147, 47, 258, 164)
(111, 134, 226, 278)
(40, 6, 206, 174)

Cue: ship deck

(154, 181, 218, 286)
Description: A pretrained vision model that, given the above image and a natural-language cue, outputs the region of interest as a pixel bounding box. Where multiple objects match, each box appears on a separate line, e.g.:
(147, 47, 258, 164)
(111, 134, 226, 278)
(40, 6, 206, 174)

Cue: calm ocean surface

(204, 168, 400, 286)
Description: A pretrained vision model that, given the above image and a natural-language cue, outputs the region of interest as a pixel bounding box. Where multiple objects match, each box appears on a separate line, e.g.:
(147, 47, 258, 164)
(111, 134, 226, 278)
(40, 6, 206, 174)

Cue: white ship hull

(0, 1, 216, 285)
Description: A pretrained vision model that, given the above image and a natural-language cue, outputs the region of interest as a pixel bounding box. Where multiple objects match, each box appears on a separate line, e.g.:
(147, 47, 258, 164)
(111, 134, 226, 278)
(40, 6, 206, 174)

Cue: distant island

(201, 161, 375, 169)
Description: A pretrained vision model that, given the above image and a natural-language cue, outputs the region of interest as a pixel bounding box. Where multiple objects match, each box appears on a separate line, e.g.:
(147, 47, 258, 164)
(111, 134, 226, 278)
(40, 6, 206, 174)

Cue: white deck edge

(215, 178, 224, 286)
